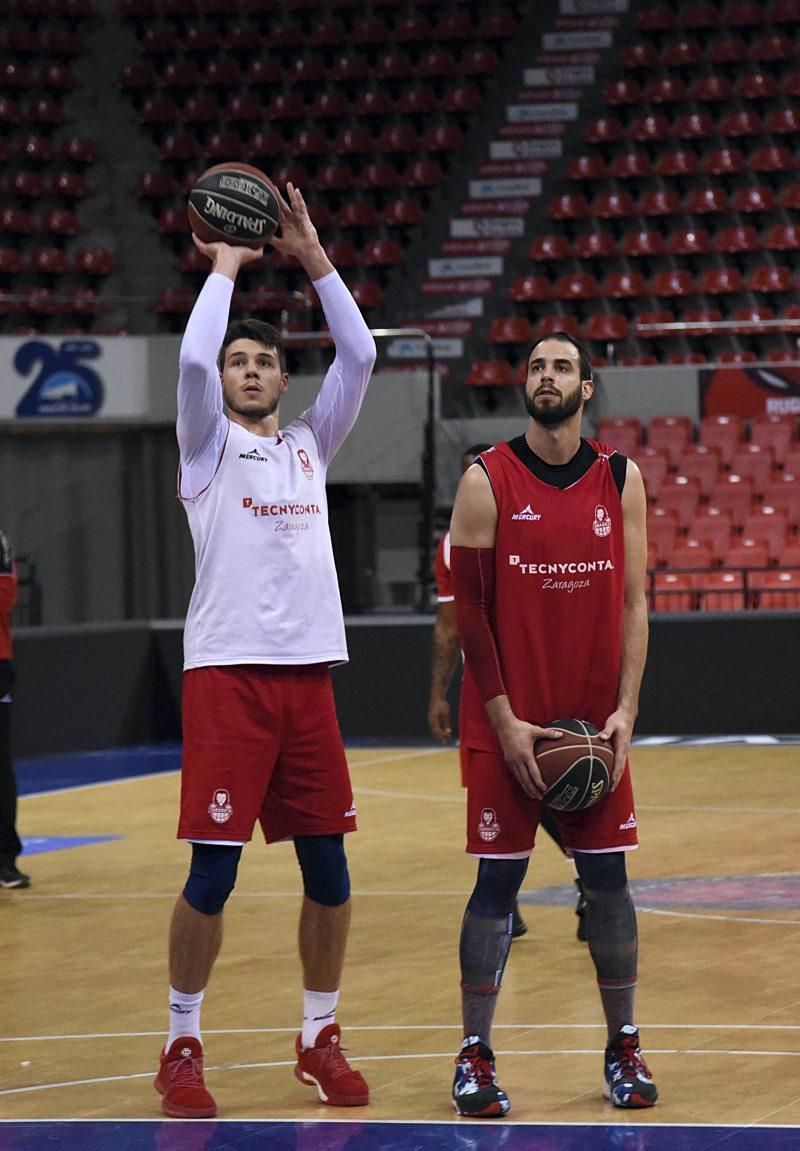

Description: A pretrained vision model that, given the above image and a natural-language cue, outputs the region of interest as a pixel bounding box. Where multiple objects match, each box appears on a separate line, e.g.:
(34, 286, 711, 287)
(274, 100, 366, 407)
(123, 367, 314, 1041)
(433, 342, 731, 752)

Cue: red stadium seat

(695, 571, 745, 611)
(718, 107, 762, 136)
(732, 306, 774, 333)
(155, 287, 194, 314)
(671, 539, 716, 571)
(658, 151, 699, 180)
(658, 476, 701, 528)
(735, 71, 778, 100)
(404, 159, 445, 188)
(362, 238, 404, 267)
(644, 76, 687, 104)
(349, 281, 382, 311)
(245, 59, 285, 88)
(31, 247, 70, 275)
(574, 232, 617, 260)
(675, 111, 714, 139)
(583, 116, 623, 145)
(528, 234, 571, 262)
(763, 475, 800, 524)
(764, 107, 800, 135)
(706, 34, 749, 63)
(531, 313, 581, 340)
(650, 269, 695, 298)
(750, 569, 800, 609)
(684, 186, 728, 214)
(730, 444, 775, 494)
(747, 265, 794, 293)
(609, 152, 652, 180)
(764, 223, 800, 252)
(548, 192, 590, 220)
(634, 310, 676, 338)
(552, 272, 599, 300)
(373, 50, 414, 81)
(620, 43, 658, 69)
(466, 360, 515, 386)
(591, 190, 635, 220)
(595, 416, 644, 454)
(567, 155, 607, 182)
(688, 74, 732, 102)
(652, 572, 695, 611)
(700, 147, 744, 177)
(181, 96, 218, 125)
(382, 198, 423, 227)
(395, 85, 438, 116)
(689, 506, 733, 557)
(647, 506, 680, 560)
(41, 208, 80, 236)
(603, 77, 641, 105)
(628, 113, 671, 143)
(462, 47, 501, 76)
(270, 92, 306, 121)
(714, 224, 759, 253)
(749, 144, 794, 173)
(709, 473, 755, 526)
(679, 445, 722, 497)
(582, 313, 629, 342)
(600, 271, 646, 299)
(621, 229, 664, 258)
(638, 188, 681, 217)
(683, 307, 723, 336)
(507, 275, 550, 303)
(648, 414, 694, 461)
(317, 163, 353, 192)
(750, 415, 796, 465)
(662, 36, 703, 65)
(699, 414, 745, 463)
(335, 201, 380, 230)
(696, 266, 744, 295)
(665, 227, 712, 256)
(488, 317, 533, 345)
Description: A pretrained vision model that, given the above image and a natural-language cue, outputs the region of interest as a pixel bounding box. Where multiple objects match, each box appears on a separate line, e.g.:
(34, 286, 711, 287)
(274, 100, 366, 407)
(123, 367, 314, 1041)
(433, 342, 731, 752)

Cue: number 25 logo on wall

(14, 340, 104, 417)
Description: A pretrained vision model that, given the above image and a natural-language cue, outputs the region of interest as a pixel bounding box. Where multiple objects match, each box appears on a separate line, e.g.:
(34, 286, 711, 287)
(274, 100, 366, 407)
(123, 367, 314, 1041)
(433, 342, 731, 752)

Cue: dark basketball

(533, 718, 613, 812)
(187, 162, 280, 249)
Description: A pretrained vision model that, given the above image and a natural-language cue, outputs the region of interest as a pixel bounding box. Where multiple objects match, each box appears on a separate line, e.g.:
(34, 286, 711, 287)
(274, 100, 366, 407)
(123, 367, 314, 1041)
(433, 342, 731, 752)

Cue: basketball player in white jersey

(154, 183, 376, 1118)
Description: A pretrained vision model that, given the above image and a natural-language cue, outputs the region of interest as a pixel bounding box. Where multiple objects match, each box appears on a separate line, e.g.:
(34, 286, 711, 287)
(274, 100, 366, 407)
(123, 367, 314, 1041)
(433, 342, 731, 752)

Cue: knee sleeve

(294, 834, 350, 907)
(574, 853, 637, 987)
(467, 857, 529, 918)
(182, 842, 242, 916)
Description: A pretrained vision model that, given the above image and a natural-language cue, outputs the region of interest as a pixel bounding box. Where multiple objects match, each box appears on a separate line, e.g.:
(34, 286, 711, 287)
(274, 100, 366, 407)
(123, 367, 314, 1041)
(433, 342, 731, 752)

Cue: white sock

(168, 987, 205, 1048)
(301, 989, 339, 1049)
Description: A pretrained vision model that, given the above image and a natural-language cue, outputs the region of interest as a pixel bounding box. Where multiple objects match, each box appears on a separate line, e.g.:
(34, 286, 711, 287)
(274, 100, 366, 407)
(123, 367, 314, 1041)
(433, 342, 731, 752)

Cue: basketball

(533, 718, 613, 812)
(187, 162, 280, 249)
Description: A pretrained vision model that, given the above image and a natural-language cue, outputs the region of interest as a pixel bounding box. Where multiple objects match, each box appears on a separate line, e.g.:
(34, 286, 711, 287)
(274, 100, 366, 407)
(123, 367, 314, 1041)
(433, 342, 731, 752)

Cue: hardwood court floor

(1, 744, 799, 1127)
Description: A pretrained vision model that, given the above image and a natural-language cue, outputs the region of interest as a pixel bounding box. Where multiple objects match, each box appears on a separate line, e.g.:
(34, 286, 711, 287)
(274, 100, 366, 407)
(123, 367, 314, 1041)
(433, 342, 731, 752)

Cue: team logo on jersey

(208, 789, 233, 824)
(239, 446, 270, 463)
(297, 448, 314, 480)
(593, 504, 612, 537)
(619, 812, 637, 831)
(478, 807, 501, 843)
(512, 504, 542, 521)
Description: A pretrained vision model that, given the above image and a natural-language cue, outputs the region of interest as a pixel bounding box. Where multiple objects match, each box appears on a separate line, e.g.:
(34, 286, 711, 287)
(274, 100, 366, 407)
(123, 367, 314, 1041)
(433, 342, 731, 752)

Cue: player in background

(448, 334, 656, 1117)
(428, 444, 587, 942)
(0, 528, 28, 889)
(156, 183, 376, 1119)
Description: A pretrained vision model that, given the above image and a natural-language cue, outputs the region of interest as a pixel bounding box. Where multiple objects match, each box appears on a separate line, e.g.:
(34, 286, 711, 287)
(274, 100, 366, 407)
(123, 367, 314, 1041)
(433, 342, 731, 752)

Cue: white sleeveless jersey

(182, 417, 346, 668)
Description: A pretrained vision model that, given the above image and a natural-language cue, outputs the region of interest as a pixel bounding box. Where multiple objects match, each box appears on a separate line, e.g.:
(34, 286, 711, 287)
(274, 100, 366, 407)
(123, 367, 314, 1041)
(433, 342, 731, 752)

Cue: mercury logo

(512, 504, 541, 521)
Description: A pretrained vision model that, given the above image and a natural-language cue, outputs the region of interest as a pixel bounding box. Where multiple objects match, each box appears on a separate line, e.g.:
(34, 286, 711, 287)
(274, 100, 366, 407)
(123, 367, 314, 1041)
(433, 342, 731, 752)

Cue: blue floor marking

(15, 744, 182, 796)
(0, 1122, 798, 1151)
(19, 834, 122, 856)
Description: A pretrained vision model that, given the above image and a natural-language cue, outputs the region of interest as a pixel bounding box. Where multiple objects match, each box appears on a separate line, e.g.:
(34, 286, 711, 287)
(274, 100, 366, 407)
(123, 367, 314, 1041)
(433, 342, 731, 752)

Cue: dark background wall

(10, 615, 800, 759)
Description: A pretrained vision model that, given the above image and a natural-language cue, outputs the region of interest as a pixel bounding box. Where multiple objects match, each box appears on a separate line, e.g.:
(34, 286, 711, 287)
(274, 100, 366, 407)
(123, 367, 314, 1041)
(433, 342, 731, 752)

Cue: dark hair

(528, 331, 593, 383)
(218, 319, 286, 374)
(463, 442, 492, 458)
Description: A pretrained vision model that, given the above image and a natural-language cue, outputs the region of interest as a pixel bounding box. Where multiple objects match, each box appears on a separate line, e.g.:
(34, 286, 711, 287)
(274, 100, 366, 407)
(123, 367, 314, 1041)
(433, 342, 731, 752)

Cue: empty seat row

(650, 569, 800, 612)
(528, 225, 800, 262)
(549, 183, 800, 220)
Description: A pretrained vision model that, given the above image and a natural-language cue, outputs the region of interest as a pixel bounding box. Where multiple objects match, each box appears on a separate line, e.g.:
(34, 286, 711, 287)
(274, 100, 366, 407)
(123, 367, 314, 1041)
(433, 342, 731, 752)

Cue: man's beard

(523, 383, 583, 428)
(225, 391, 280, 420)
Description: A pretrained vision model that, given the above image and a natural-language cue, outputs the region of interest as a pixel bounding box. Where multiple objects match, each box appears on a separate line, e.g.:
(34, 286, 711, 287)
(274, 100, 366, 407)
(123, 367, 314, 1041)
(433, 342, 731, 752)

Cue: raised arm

(267, 184, 376, 464)
(600, 458, 649, 789)
(177, 241, 264, 494)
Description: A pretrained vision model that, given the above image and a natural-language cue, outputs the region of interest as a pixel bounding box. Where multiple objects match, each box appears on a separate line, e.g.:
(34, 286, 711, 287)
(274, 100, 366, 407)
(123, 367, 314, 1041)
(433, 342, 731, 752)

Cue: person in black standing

(0, 528, 29, 889)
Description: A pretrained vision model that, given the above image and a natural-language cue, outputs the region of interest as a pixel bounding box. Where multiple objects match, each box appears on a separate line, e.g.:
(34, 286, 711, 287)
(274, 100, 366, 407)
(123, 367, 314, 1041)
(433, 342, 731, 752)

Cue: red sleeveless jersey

(461, 438, 625, 751)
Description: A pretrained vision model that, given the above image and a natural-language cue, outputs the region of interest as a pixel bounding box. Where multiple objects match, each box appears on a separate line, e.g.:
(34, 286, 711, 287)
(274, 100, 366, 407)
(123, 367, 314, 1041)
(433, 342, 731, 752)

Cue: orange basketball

(533, 718, 613, 812)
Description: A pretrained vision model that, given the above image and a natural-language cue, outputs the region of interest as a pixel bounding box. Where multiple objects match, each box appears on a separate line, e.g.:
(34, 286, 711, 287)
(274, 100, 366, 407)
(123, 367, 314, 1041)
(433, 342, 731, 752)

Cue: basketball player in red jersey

(448, 333, 657, 1116)
(155, 184, 375, 1119)
(428, 444, 588, 941)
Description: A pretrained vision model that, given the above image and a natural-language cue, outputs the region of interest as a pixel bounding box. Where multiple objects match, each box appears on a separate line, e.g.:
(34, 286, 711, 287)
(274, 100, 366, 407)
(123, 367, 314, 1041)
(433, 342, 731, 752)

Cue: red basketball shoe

(294, 1023, 369, 1106)
(154, 1036, 217, 1118)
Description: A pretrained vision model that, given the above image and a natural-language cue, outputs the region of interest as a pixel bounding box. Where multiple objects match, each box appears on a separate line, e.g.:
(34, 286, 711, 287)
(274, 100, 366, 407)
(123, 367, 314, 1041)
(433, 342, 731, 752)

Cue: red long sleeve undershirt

(450, 545, 506, 704)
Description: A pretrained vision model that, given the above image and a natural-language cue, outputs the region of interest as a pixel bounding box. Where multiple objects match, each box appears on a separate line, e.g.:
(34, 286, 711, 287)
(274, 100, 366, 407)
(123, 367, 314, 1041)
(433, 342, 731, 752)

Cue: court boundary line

(3, 1022, 800, 1044)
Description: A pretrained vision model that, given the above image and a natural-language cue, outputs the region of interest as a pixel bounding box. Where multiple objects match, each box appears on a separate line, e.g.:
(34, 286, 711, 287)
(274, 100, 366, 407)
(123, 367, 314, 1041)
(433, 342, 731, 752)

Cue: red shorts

(179, 665, 356, 844)
(465, 747, 638, 856)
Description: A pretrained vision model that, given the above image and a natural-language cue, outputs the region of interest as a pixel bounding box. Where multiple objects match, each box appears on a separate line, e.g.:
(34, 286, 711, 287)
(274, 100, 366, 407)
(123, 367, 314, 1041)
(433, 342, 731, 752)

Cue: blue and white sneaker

(604, 1025, 658, 1108)
(452, 1035, 511, 1117)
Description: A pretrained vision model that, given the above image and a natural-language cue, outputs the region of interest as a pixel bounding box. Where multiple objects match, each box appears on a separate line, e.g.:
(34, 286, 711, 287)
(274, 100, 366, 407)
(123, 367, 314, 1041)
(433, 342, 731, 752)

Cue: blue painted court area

(15, 744, 182, 796)
(0, 1123, 798, 1151)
